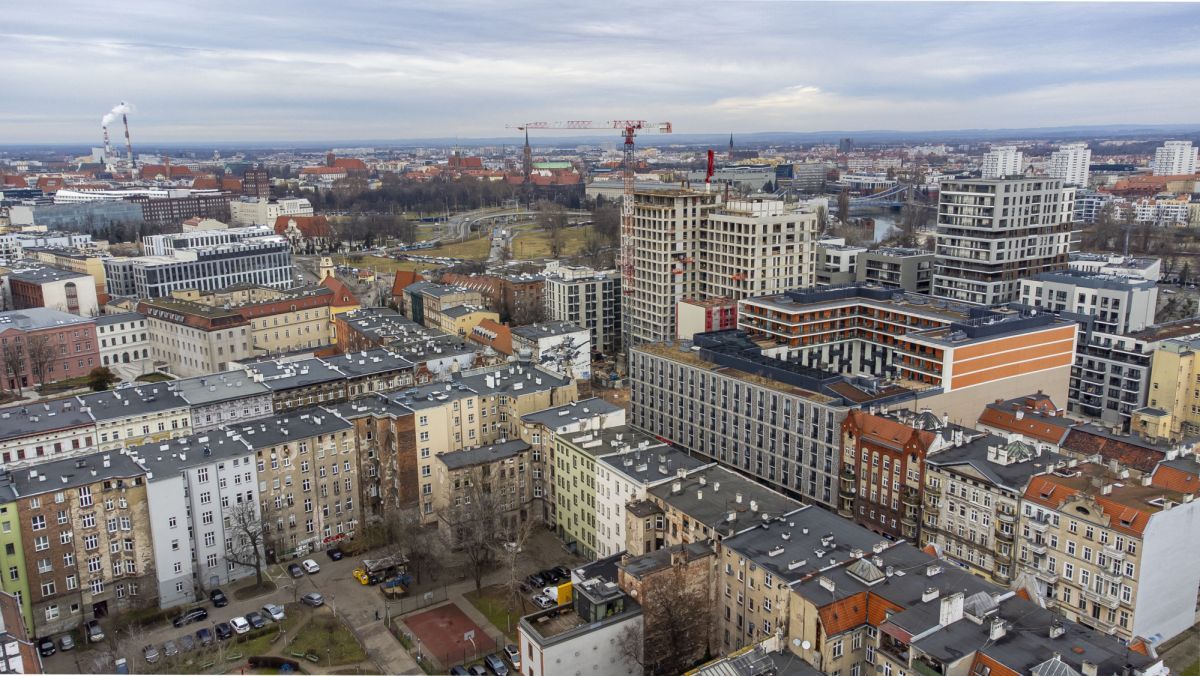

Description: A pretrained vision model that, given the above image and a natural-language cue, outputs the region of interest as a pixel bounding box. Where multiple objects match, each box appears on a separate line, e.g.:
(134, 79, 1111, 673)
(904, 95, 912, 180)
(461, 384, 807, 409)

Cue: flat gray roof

(322, 349, 413, 378)
(7, 265, 89, 283)
(244, 358, 344, 390)
(0, 398, 95, 441)
(599, 444, 708, 485)
(437, 439, 529, 471)
(520, 398, 622, 429)
(388, 382, 476, 411)
(3, 451, 144, 495)
(96, 312, 145, 326)
(512, 321, 586, 340)
(79, 383, 190, 420)
(132, 429, 255, 480)
(235, 408, 351, 449)
(458, 364, 570, 396)
(174, 371, 271, 405)
(649, 465, 803, 537)
(328, 394, 414, 419)
(0, 308, 93, 331)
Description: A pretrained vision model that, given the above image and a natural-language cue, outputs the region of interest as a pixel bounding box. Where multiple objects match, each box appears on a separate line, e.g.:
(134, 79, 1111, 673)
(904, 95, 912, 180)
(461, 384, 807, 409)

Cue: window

(30, 515, 45, 531)
(34, 536, 49, 552)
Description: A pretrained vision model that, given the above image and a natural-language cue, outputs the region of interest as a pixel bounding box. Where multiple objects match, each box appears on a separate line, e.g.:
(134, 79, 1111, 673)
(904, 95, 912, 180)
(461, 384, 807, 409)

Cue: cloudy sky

(4, 1, 1199, 143)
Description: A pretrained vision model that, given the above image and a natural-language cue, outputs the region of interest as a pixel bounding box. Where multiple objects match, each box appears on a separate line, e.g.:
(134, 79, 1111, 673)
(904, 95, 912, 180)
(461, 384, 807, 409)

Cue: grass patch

(36, 375, 92, 394)
(510, 224, 597, 260)
(287, 612, 367, 667)
(432, 235, 492, 260)
(135, 372, 175, 383)
(233, 579, 277, 601)
(463, 585, 528, 641)
(334, 254, 437, 274)
(1182, 661, 1200, 676)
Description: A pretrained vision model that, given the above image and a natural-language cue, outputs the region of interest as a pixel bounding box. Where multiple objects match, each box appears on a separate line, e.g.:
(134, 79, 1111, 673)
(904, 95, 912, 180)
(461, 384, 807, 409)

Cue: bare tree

(437, 482, 502, 592)
(488, 513, 539, 633)
(537, 201, 568, 258)
(1, 341, 25, 395)
(26, 335, 57, 386)
(637, 556, 713, 675)
(592, 203, 619, 245)
(381, 506, 445, 585)
(837, 189, 851, 225)
(225, 500, 269, 590)
(616, 624, 645, 673)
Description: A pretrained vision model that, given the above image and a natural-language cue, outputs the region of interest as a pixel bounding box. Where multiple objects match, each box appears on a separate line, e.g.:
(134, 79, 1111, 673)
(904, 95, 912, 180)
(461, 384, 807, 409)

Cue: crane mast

(507, 120, 672, 295)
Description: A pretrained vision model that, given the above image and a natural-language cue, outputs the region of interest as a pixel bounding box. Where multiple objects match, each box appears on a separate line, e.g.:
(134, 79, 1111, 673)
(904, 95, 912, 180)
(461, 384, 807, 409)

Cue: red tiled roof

(391, 270, 425, 298)
(969, 651, 1021, 676)
(3, 175, 29, 188)
(843, 409, 936, 451)
(818, 591, 868, 637)
(319, 275, 360, 306)
(468, 318, 512, 355)
(1151, 461, 1200, 495)
(333, 158, 368, 171)
(300, 166, 347, 175)
(1128, 638, 1151, 656)
(139, 165, 192, 179)
(274, 215, 332, 239)
(191, 176, 219, 190)
(1023, 473, 1152, 536)
(1059, 428, 1165, 474)
(221, 177, 243, 192)
(36, 177, 64, 191)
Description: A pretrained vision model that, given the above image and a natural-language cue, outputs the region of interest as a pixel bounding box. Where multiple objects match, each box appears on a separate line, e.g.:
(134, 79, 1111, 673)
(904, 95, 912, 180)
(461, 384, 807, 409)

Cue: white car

(229, 617, 250, 635)
(301, 559, 320, 574)
(261, 604, 285, 622)
(542, 586, 558, 601)
(532, 595, 555, 609)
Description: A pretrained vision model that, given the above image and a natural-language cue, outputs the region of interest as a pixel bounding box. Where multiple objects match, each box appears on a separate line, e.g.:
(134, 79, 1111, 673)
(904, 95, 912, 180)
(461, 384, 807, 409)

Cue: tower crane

(507, 120, 672, 294)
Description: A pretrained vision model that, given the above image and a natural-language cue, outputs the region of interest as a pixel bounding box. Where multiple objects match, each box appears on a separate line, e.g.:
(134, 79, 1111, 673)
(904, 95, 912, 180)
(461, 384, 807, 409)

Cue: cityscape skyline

(4, 1, 1200, 143)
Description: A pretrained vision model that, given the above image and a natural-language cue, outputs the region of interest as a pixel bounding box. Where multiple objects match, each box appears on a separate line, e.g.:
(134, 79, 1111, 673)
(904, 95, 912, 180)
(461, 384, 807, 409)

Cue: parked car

(503, 644, 521, 669)
(467, 666, 488, 676)
(525, 573, 545, 587)
(301, 559, 320, 574)
(532, 595, 554, 609)
(229, 617, 250, 635)
(245, 611, 266, 630)
(301, 592, 325, 607)
(287, 563, 304, 578)
(538, 569, 561, 583)
(114, 658, 128, 674)
(542, 586, 558, 601)
(163, 639, 179, 658)
(214, 623, 234, 641)
(83, 620, 105, 643)
(58, 634, 75, 651)
(209, 589, 229, 607)
(195, 627, 214, 647)
(449, 667, 470, 676)
(143, 644, 160, 664)
(37, 638, 55, 658)
(172, 607, 208, 628)
(178, 634, 196, 652)
(484, 653, 509, 675)
(552, 565, 571, 579)
(262, 603, 285, 622)
(326, 547, 344, 561)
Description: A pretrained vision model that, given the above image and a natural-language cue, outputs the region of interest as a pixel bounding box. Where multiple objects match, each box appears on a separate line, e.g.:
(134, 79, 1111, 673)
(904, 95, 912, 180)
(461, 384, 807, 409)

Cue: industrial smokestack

(101, 126, 114, 166)
(123, 108, 135, 172)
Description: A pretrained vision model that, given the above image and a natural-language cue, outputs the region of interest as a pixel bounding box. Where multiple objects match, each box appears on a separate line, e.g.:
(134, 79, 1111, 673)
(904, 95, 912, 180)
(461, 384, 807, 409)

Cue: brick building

(0, 309, 99, 393)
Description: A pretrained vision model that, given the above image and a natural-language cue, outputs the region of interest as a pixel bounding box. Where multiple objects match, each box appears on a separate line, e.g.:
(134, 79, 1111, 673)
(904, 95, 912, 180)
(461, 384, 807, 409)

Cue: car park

(301, 592, 325, 607)
(179, 634, 196, 652)
(287, 563, 304, 578)
(214, 622, 234, 640)
(84, 620, 105, 643)
(209, 589, 229, 607)
(538, 569, 561, 583)
(172, 607, 208, 628)
(262, 603, 285, 622)
(58, 635, 75, 651)
(163, 639, 179, 658)
(245, 611, 266, 629)
(302, 559, 320, 574)
(37, 638, 55, 658)
(143, 645, 160, 664)
(230, 617, 250, 635)
(195, 627, 214, 647)
(503, 644, 521, 669)
(484, 653, 509, 675)
(532, 595, 554, 609)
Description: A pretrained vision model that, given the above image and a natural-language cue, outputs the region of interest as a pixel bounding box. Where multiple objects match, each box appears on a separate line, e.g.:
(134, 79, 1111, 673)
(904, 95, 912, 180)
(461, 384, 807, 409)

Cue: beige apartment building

(434, 305, 500, 338)
(28, 248, 110, 296)
(433, 439, 533, 544)
(80, 383, 193, 452)
(239, 409, 358, 559)
(138, 298, 253, 377)
(171, 285, 337, 355)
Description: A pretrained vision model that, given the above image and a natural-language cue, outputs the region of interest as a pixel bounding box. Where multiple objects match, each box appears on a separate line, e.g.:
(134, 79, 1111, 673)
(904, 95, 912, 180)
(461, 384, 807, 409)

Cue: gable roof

(979, 394, 1074, 445)
(274, 215, 332, 239)
(844, 409, 936, 451)
(391, 270, 425, 298)
(1060, 427, 1165, 474)
(1151, 456, 1200, 495)
(468, 318, 513, 355)
(319, 275, 359, 306)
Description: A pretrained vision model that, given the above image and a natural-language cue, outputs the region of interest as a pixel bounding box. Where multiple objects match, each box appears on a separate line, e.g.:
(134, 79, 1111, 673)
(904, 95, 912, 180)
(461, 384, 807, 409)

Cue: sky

(3, 1, 1199, 143)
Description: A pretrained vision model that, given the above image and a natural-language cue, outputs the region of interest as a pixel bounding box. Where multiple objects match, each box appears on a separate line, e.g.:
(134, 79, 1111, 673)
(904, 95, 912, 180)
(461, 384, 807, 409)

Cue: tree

(88, 367, 118, 391)
(437, 482, 503, 592)
(592, 203, 620, 245)
(617, 624, 645, 673)
(488, 514, 539, 633)
(225, 500, 269, 590)
(26, 335, 58, 386)
(761, 179, 775, 193)
(634, 556, 713, 675)
(537, 201, 568, 258)
(380, 506, 445, 585)
(815, 206, 829, 232)
(837, 189, 851, 225)
(1, 341, 25, 395)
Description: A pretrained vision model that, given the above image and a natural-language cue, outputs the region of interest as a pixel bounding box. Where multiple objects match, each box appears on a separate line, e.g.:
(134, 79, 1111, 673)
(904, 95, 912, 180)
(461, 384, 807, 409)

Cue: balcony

(994, 524, 1014, 542)
(996, 510, 1016, 525)
(1033, 568, 1058, 584)
(1103, 546, 1126, 561)
(1028, 519, 1049, 534)
(1028, 540, 1048, 556)
(1082, 589, 1119, 610)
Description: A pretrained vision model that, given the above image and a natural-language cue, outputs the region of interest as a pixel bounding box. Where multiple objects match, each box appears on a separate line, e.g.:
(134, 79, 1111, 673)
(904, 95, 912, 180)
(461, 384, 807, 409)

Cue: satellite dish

(801, 640, 812, 651)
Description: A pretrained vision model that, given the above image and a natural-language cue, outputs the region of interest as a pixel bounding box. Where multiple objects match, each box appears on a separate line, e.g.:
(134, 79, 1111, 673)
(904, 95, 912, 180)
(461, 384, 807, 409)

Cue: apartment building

(554, 425, 648, 559)
(456, 363, 577, 443)
(228, 196, 313, 226)
(170, 284, 340, 354)
(519, 398, 625, 525)
(857, 247, 936, 294)
(322, 348, 414, 399)
(434, 439, 533, 544)
(630, 335, 851, 508)
(615, 542, 715, 674)
(79, 383, 192, 452)
(1151, 140, 1198, 176)
(511, 321, 592, 381)
(25, 246, 110, 297)
(737, 285, 1078, 420)
(976, 392, 1076, 450)
(595, 443, 706, 558)
(1137, 336, 1200, 441)
(440, 271, 546, 326)
(675, 297, 739, 341)
(0, 590, 39, 674)
(328, 396, 418, 522)
(96, 312, 151, 375)
(7, 266, 99, 318)
(241, 357, 347, 412)
(815, 238, 867, 286)
(1049, 142, 1092, 186)
(0, 495, 32, 634)
(0, 398, 96, 466)
(1068, 253, 1161, 282)
(518, 573, 642, 676)
(137, 430, 261, 608)
(104, 236, 293, 299)
(0, 309, 99, 392)
(837, 409, 937, 541)
(138, 298, 253, 377)
(173, 371, 273, 433)
(624, 189, 720, 347)
(388, 382, 480, 521)
(1018, 461, 1200, 644)
(921, 428, 1064, 585)
(143, 227, 276, 257)
(3, 453, 154, 637)
(542, 264, 621, 355)
(934, 177, 1075, 305)
(1020, 271, 1157, 335)
(333, 308, 481, 378)
(981, 145, 1023, 178)
(400, 282, 483, 328)
(237, 409, 356, 559)
(435, 305, 499, 338)
(699, 199, 818, 299)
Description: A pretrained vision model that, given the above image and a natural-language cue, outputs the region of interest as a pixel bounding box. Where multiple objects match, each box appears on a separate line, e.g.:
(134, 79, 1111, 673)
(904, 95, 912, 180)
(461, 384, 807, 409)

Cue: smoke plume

(101, 102, 133, 128)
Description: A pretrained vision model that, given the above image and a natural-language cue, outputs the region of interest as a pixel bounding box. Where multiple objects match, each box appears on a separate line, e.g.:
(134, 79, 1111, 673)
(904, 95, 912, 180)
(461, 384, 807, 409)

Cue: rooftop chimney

(939, 592, 964, 626)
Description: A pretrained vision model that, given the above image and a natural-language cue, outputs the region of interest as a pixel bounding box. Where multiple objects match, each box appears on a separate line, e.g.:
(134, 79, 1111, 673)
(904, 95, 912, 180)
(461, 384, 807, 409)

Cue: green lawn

(433, 235, 493, 260)
(287, 612, 367, 666)
(463, 585, 529, 640)
(511, 224, 598, 259)
(135, 372, 175, 383)
(36, 375, 92, 394)
(335, 254, 438, 274)
(1182, 660, 1199, 676)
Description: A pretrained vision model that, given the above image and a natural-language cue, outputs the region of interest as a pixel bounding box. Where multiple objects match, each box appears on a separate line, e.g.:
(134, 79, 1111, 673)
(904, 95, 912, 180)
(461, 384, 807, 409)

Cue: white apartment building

(142, 227, 274, 256)
(542, 264, 621, 356)
(1068, 253, 1161, 281)
(594, 442, 708, 558)
(1151, 140, 1198, 176)
(228, 197, 314, 227)
(624, 189, 719, 347)
(1019, 270, 1158, 334)
(96, 312, 152, 376)
(981, 145, 1023, 179)
(105, 236, 293, 299)
(139, 431, 262, 609)
(511, 322, 593, 381)
(1131, 197, 1192, 226)
(518, 578, 642, 676)
(933, 177, 1076, 305)
(699, 199, 818, 298)
(1048, 143, 1092, 186)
